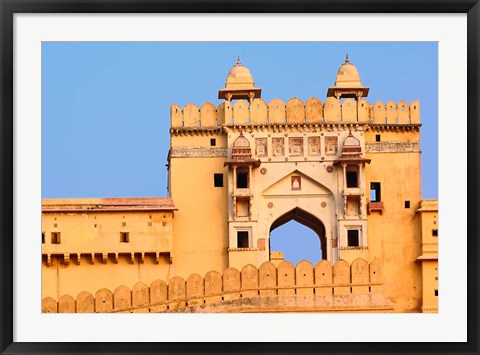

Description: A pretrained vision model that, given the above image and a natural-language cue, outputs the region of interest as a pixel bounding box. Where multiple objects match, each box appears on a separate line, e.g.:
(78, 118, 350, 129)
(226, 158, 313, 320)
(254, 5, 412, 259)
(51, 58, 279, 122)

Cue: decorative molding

(224, 123, 367, 134)
(366, 124, 421, 132)
(227, 248, 258, 252)
(365, 141, 420, 153)
(170, 127, 224, 136)
(170, 147, 227, 158)
(339, 246, 369, 250)
(417, 199, 438, 212)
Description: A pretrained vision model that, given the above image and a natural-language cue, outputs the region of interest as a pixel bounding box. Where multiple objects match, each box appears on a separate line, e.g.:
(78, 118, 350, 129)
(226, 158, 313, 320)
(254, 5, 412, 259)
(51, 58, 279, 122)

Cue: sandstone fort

(41, 56, 438, 313)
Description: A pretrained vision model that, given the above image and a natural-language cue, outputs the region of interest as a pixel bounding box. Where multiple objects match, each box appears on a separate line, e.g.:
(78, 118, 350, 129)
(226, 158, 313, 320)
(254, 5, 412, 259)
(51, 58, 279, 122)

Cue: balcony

(367, 201, 384, 215)
(344, 188, 363, 197)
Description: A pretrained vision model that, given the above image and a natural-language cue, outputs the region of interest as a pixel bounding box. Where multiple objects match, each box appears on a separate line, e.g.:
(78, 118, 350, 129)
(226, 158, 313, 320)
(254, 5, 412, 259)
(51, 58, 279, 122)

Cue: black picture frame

(1, 1, 478, 354)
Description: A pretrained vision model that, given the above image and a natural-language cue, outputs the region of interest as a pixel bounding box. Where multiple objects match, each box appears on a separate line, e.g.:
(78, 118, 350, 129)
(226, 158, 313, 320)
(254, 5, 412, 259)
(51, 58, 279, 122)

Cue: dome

(231, 132, 252, 160)
(341, 132, 362, 158)
(333, 55, 363, 88)
(344, 132, 360, 146)
(326, 54, 369, 99)
(233, 133, 251, 148)
(225, 57, 255, 89)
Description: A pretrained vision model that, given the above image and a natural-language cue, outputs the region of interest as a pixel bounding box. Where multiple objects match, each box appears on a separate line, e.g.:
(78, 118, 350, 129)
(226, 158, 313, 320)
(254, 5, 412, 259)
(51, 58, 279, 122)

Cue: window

(434, 289, 438, 297)
(237, 171, 248, 189)
(42, 232, 45, 244)
(346, 171, 358, 188)
(214, 173, 223, 187)
(210, 138, 216, 146)
(347, 230, 359, 247)
(432, 229, 438, 237)
(237, 231, 249, 248)
(120, 232, 129, 243)
(370, 182, 381, 202)
(51, 232, 61, 244)
(375, 134, 381, 142)
(404, 201, 410, 208)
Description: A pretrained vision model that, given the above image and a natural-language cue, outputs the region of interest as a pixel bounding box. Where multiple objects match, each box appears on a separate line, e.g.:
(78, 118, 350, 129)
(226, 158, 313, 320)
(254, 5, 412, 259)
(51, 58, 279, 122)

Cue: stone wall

(42, 258, 393, 313)
(170, 98, 420, 128)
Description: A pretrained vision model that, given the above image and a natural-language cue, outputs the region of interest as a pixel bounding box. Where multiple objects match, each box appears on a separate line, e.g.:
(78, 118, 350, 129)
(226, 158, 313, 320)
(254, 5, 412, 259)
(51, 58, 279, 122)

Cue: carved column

(342, 163, 347, 190)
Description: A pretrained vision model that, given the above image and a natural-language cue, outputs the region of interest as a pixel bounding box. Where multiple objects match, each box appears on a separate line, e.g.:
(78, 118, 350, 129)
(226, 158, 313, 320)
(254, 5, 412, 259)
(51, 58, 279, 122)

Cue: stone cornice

(170, 126, 224, 136)
(224, 122, 366, 133)
(170, 147, 227, 158)
(365, 141, 420, 153)
(366, 123, 421, 132)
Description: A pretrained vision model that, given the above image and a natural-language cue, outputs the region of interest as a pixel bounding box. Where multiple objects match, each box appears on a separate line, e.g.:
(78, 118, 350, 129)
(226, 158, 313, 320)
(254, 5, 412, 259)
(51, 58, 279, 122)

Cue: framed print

(1, 1, 479, 354)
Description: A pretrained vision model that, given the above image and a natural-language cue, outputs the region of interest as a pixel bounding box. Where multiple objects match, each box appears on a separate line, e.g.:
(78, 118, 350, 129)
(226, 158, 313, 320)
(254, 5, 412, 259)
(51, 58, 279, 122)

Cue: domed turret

(218, 57, 262, 102)
(225, 57, 255, 89)
(327, 54, 369, 100)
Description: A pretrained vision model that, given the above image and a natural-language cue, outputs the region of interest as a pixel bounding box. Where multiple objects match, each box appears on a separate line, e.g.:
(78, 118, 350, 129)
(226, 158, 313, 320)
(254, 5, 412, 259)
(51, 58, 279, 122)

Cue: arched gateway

(269, 207, 327, 261)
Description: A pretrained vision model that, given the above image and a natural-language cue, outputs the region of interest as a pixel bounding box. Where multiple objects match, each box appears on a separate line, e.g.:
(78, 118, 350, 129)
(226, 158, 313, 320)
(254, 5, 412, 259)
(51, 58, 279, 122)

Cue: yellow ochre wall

(168, 133, 229, 278)
(417, 200, 439, 312)
(42, 203, 175, 300)
(364, 130, 422, 312)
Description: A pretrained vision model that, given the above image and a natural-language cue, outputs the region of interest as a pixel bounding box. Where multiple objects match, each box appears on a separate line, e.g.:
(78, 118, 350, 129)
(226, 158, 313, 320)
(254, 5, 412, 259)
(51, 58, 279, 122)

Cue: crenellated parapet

(170, 98, 421, 131)
(42, 258, 393, 313)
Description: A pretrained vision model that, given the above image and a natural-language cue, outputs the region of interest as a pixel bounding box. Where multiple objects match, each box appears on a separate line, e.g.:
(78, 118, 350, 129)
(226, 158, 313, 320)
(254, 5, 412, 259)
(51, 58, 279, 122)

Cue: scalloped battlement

(170, 98, 420, 128)
(42, 258, 393, 313)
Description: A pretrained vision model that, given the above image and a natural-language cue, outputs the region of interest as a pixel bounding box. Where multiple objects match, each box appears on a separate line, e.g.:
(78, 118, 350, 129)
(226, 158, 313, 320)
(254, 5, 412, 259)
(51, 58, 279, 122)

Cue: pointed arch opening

(269, 208, 327, 264)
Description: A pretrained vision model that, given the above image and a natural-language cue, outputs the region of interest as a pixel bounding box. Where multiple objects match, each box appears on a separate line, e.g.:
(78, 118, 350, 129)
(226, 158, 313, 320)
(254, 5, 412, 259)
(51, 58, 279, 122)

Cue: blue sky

(42, 42, 438, 265)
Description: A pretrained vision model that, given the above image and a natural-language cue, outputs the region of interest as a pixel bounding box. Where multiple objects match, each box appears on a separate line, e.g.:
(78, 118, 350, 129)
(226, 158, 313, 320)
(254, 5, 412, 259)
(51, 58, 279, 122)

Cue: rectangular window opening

(370, 182, 381, 202)
(432, 229, 438, 237)
(42, 232, 45, 244)
(434, 289, 438, 297)
(214, 173, 223, 187)
(237, 231, 249, 248)
(347, 230, 359, 247)
(51, 232, 61, 244)
(237, 171, 248, 189)
(375, 134, 381, 142)
(346, 171, 358, 188)
(120, 232, 130, 243)
(405, 201, 410, 208)
(210, 138, 216, 146)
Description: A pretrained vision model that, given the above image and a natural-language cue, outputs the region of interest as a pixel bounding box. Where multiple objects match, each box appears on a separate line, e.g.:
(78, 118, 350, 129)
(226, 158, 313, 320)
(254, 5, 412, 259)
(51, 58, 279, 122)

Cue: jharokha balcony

(367, 201, 384, 215)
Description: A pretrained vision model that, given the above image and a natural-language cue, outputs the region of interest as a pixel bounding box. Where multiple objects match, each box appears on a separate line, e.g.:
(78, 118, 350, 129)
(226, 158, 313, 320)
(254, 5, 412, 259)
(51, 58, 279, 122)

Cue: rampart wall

(171, 98, 420, 128)
(42, 258, 393, 313)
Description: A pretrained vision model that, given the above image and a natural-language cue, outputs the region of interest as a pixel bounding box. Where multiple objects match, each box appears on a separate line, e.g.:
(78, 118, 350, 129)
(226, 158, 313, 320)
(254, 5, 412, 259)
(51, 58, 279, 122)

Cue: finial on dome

(326, 53, 369, 99)
(218, 57, 262, 100)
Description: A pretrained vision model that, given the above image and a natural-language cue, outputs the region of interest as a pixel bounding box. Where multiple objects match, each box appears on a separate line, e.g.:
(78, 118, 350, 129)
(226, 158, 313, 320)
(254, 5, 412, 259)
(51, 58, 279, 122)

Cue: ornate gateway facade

(42, 57, 438, 313)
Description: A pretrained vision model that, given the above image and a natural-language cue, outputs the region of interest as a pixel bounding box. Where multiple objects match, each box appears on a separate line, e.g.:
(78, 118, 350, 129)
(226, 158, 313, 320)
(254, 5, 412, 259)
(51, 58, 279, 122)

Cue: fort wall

(42, 258, 393, 313)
